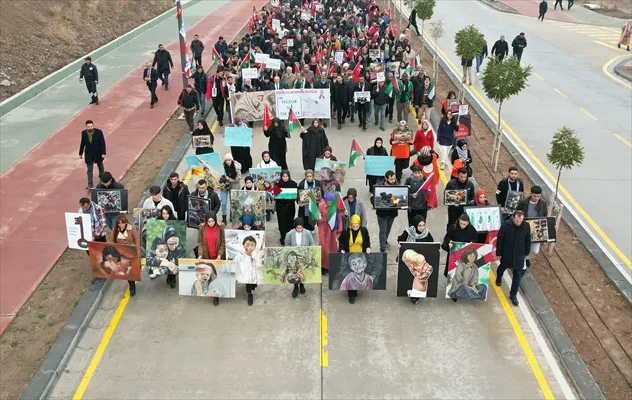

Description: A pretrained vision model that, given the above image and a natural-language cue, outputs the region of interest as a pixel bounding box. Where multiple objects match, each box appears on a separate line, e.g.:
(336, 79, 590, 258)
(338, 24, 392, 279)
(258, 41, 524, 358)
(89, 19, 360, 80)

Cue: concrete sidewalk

(0, 0, 228, 174)
(49, 120, 572, 399)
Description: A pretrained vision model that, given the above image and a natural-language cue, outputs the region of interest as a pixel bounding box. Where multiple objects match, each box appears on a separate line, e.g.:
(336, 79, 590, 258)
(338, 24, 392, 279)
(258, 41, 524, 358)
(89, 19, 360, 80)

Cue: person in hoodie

(441, 214, 478, 277)
(365, 137, 389, 194)
(96, 171, 125, 229)
(413, 119, 435, 153)
(264, 118, 288, 169)
(152, 44, 174, 90)
(162, 172, 190, 221)
(444, 168, 476, 229)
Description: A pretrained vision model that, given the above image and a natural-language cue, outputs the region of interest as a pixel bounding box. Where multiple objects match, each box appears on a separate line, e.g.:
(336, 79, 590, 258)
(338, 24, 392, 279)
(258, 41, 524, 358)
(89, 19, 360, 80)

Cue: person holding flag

(317, 192, 344, 275)
(405, 165, 429, 225)
(298, 170, 322, 232)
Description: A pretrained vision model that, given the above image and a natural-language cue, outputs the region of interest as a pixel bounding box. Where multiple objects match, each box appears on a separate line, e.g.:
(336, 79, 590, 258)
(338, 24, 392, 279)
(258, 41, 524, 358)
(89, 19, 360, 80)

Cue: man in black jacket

(495, 210, 531, 306)
(375, 170, 399, 252)
(190, 180, 221, 214)
(333, 75, 351, 130)
(516, 185, 548, 267)
(211, 68, 228, 126)
(143, 62, 159, 108)
(512, 33, 527, 62)
(214, 36, 228, 57)
(191, 34, 205, 67)
(189, 65, 208, 115)
(152, 44, 174, 90)
(372, 80, 389, 131)
(178, 85, 200, 133)
(313, 70, 331, 127)
(162, 172, 190, 221)
(353, 76, 371, 131)
(79, 120, 106, 189)
(496, 166, 524, 214)
(538, 0, 548, 21)
(96, 171, 125, 229)
(444, 168, 476, 229)
(79, 56, 99, 105)
(491, 35, 509, 61)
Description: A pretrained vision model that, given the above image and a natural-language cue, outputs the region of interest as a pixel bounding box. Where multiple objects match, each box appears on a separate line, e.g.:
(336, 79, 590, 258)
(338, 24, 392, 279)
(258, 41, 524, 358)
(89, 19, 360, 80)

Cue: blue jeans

(220, 190, 228, 217)
(86, 160, 104, 188)
(475, 54, 485, 73)
(377, 215, 395, 251)
(375, 104, 386, 129)
(105, 214, 118, 230)
(365, 100, 373, 121)
(158, 71, 169, 88)
(198, 92, 206, 114)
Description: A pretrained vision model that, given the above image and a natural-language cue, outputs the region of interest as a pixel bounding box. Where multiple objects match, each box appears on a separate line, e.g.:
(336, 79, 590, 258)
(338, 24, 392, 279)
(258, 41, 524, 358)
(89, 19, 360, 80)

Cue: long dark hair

(224, 159, 238, 179)
(160, 205, 177, 220)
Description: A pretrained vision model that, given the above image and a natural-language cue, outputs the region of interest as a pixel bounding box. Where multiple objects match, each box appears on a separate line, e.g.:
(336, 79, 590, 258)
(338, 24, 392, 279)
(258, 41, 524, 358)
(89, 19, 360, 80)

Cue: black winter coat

(491, 40, 509, 58)
(441, 222, 478, 276)
(162, 181, 190, 218)
(300, 127, 329, 170)
(152, 49, 174, 73)
(79, 129, 106, 164)
(332, 81, 352, 106)
(190, 189, 221, 214)
(80, 63, 98, 81)
(496, 219, 531, 270)
(96, 178, 124, 190)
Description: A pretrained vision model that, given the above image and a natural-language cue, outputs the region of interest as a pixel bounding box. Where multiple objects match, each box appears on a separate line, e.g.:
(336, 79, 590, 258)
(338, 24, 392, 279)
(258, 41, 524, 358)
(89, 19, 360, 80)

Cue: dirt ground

(386, 2, 632, 398)
(0, 112, 186, 400)
(577, 0, 632, 19)
(0, 0, 172, 101)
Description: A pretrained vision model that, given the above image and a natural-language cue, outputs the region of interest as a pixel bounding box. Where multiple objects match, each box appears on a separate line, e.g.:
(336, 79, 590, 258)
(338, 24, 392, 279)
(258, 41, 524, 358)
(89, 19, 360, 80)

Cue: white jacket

(142, 196, 177, 218)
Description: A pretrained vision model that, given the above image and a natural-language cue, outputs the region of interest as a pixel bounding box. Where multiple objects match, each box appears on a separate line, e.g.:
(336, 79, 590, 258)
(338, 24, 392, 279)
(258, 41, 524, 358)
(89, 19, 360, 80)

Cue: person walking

(354, 76, 371, 131)
(491, 35, 509, 61)
(333, 75, 351, 129)
(191, 34, 205, 67)
(365, 137, 389, 194)
(96, 171, 125, 229)
(317, 192, 344, 275)
(461, 57, 474, 86)
(79, 120, 106, 190)
(538, 0, 548, 21)
(191, 179, 221, 214)
(79, 56, 99, 105)
(220, 154, 242, 224)
(152, 44, 174, 90)
(408, 8, 420, 36)
(301, 119, 329, 170)
(495, 210, 531, 306)
(375, 170, 400, 252)
(189, 65, 208, 116)
(441, 213, 478, 277)
(338, 214, 371, 304)
(554, 0, 563, 10)
(395, 73, 413, 124)
(143, 62, 159, 108)
(297, 170, 322, 232)
(111, 214, 140, 296)
(618, 20, 632, 51)
(567, 0, 574, 9)
(191, 120, 214, 155)
(276, 170, 298, 245)
(343, 188, 367, 230)
(450, 138, 473, 178)
(372, 80, 389, 131)
(397, 215, 434, 304)
(476, 37, 488, 76)
(284, 218, 315, 298)
(142, 185, 176, 216)
(177, 85, 200, 133)
(405, 165, 428, 225)
(264, 118, 288, 169)
(390, 120, 413, 183)
(254, 151, 278, 169)
(444, 168, 476, 229)
(516, 185, 548, 267)
(313, 71, 331, 127)
(196, 211, 225, 305)
(437, 111, 458, 169)
(162, 172, 190, 221)
(211, 68, 228, 126)
(496, 167, 524, 215)
(79, 197, 107, 284)
(512, 33, 527, 63)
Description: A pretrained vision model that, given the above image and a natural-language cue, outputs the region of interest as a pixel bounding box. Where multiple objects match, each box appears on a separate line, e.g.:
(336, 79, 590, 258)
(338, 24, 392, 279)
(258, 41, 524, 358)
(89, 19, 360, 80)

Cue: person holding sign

(111, 214, 140, 296)
(354, 76, 371, 131)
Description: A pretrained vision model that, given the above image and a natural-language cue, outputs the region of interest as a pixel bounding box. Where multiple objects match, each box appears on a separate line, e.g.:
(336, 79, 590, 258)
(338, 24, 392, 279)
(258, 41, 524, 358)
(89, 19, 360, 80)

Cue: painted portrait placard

(144, 220, 187, 277)
(396, 243, 440, 298)
(263, 246, 322, 284)
(229, 190, 266, 230)
(87, 241, 141, 281)
(446, 242, 494, 301)
(178, 259, 236, 298)
(328, 252, 387, 291)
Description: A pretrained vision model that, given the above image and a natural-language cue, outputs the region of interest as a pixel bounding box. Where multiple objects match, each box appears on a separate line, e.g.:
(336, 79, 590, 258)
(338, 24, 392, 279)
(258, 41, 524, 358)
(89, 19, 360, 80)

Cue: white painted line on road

(579, 108, 598, 121)
(614, 134, 632, 148)
(553, 88, 568, 98)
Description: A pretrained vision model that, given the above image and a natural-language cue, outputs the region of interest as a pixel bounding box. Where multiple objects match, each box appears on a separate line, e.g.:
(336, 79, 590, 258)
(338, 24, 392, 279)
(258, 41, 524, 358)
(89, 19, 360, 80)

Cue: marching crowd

(76, 0, 551, 307)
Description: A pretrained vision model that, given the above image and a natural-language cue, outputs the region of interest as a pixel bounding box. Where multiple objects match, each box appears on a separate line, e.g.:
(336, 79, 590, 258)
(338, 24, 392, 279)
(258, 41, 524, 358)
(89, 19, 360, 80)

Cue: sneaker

(385, 243, 391, 249)
(380, 127, 385, 131)
(150, 104, 154, 109)
(348, 296, 355, 304)
(411, 297, 419, 304)
(510, 295, 519, 306)
(476, 72, 480, 77)
(219, 121, 224, 127)
(495, 277, 502, 287)
(247, 293, 254, 306)
(150, 273, 157, 279)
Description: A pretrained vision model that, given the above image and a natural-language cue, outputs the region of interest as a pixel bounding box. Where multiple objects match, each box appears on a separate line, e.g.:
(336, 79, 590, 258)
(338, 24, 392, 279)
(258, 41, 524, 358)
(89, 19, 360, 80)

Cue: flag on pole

(404, 58, 415, 75)
(327, 64, 335, 78)
(348, 139, 363, 168)
(416, 173, 438, 208)
(184, 58, 192, 78)
(287, 108, 302, 137)
(309, 190, 321, 220)
(263, 104, 272, 133)
(385, 74, 397, 97)
(315, 64, 322, 77)
(327, 193, 339, 230)
(427, 79, 435, 100)
(212, 47, 223, 66)
(336, 192, 346, 211)
(352, 62, 361, 82)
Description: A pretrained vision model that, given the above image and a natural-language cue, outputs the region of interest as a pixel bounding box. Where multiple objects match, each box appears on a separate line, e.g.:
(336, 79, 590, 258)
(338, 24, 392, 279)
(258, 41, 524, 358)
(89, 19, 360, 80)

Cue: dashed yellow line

(553, 88, 567, 99)
(614, 134, 632, 148)
(533, 72, 544, 81)
(320, 308, 329, 367)
(579, 108, 598, 120)
(594, 40, 625, 51)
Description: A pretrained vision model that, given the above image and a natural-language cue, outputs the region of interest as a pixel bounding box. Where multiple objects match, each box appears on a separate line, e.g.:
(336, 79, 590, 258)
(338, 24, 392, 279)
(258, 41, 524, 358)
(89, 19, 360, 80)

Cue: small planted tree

(481, 56, 532, 171)
(454, 25, 485, 102)
(412, 0, 436, 58)
(428, 19, 444, 85)
(547, 127, 584, 205)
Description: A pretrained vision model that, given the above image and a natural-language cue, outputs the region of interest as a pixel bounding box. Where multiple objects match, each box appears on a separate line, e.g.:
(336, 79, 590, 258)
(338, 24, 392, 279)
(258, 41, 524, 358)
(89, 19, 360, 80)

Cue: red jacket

(413, 128, 435, 152)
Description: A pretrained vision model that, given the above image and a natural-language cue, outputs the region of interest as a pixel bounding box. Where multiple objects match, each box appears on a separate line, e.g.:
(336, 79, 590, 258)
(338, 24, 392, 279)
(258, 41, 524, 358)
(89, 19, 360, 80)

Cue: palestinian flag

(240, 54, 250, 68)
(348, 139, 363, 168)
(315, 64, 322, 78)
(405, 55, 417, 76)
(309, 190, 321, 220)
(427, 79, 435, 100)
(263, 104, 272, 133)
(287, 108, 302, 137)
(212, 47, 223, 66)
(336, 192, 346, 211)
(385, 74, 397, 97)
(327, 193, 339, 230)
(294, 62, 300, 74)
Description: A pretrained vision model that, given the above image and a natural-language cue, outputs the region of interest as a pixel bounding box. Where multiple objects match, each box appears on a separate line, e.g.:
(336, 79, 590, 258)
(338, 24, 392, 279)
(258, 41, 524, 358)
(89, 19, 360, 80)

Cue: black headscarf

(294, 217, 304, 228)
(271, 117, 286, 138)
(205, 211, 218, 224)
(277, 170, 297, 188)
(194, 120, 212, 136)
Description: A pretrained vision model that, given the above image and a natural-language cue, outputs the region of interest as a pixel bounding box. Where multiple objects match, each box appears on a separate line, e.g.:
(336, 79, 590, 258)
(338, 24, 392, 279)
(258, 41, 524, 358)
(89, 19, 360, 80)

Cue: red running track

(499, 0, 575, 22)
(0, 0, 266, 334)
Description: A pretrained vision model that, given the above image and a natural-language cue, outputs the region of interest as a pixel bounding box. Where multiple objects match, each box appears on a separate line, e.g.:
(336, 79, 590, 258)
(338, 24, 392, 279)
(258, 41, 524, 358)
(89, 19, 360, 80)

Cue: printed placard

(91, 189, 128, 215)
(376, 71, 385, 82)
(65, 212, 92, 250)
(287, 39, 294, 47)
(353, 91, 371, 101)
(224, 127, 253, 147)
(464, 205, 502, 232)
(254, 53, 269, 64)
(192, 135, 212, 149)
(265, 58, 281, 70)
(272, 18, 281, 31)
(459, 104, 469, 116)
(526, 217, 557, 243)
(334, 51, 345, 64)
(369, 49, 381, 59)
(364, 155, 395, 176)
(373, 185, 409, 209)
(242, 68, 258, 80)
(504, 191, 523, 213)
(444, 189, 468, 206)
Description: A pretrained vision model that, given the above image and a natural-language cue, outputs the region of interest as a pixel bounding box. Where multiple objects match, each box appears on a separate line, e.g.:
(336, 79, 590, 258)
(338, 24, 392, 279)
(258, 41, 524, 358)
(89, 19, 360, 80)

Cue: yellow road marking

(320, 308, 329, 367)
(533, 72, 544, 81)
(579, 108, 598, 120)
(420, 29, 632, 269)
(553, 88, 567, 99)
(73, 290, 131, 400)
(614, 134, 632, 148)
(602, 55, 632, 90)
(594, 40, 625, 51)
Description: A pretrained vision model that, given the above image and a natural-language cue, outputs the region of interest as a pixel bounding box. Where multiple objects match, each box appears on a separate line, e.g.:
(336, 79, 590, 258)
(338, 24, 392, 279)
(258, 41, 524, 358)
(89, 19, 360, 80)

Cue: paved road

(408, 0, 632, 276)
(0, 0, 229, 174)
(49, 120, 572, 400)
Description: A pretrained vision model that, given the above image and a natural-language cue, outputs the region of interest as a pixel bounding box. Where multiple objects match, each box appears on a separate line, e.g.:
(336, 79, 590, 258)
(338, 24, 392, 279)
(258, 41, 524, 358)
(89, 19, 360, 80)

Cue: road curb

(476, 0, 519, 14)
(614, 56, 632, 82)
(389, 1, 607, 398)
(20, 109, 216, 400)
(0, 0, 201, 116)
